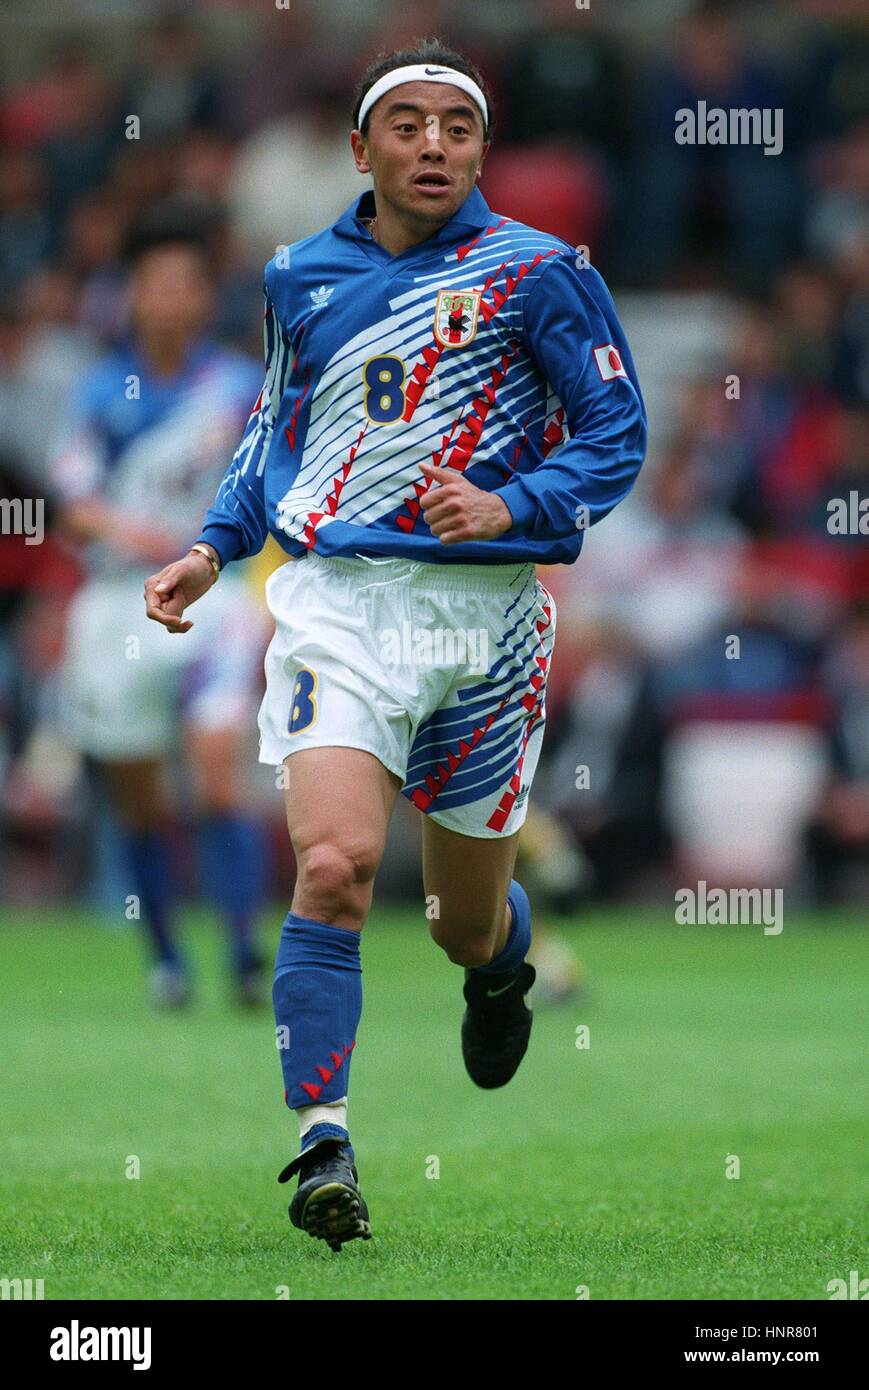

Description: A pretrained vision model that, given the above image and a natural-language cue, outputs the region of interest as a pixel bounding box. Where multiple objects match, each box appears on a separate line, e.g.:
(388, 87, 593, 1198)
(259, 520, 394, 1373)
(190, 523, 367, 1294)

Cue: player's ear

(476, 140, 491, 179)
(350, 129, 372, 176)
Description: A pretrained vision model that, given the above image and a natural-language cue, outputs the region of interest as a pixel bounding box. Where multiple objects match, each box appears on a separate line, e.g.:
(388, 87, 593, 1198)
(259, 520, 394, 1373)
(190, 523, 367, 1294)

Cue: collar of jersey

(333, 184, 494, 263)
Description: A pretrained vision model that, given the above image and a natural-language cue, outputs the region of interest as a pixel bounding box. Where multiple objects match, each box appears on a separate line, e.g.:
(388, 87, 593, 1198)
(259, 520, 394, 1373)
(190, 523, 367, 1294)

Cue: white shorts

(258, 553, 557, 838)
(62, 570, 270, 760)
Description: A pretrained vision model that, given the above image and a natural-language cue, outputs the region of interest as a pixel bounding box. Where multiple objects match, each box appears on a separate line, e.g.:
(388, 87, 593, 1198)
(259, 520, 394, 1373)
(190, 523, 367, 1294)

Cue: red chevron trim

(302, 421, 370, 548)
(541, 406, 567, 457)
(291, 321, 306, 372)
(455, 218, 510, 263)
(485, 702, 544, 833)
(402, 341, 445, 424)
(284, 372, 311, 453)
(486, 598, 553, 831)
(396, 338, 524, 535)
(478, 249, 559, 325)
(441, 342, 521, 474)
(394, 406, 465, 533)
(297, 1039, 357, 1104)
(410, 695, 511, 813)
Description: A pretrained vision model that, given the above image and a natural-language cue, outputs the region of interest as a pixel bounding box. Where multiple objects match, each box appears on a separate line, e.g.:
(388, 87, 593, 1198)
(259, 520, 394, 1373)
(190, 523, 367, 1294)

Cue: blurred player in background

(52, 202, 271, 1007)
(520, 803, 589, 1004)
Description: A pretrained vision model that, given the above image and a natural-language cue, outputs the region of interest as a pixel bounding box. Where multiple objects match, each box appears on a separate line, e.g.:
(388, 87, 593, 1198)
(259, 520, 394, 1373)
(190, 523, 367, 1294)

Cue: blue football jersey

(51, 339, 263, 577)
(196, 185, 647, 569)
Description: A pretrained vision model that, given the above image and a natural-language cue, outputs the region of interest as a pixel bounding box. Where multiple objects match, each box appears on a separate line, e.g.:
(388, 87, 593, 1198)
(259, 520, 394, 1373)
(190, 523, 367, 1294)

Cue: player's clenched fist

(418, 461, 513, 544)
(144, 547, 218, 634)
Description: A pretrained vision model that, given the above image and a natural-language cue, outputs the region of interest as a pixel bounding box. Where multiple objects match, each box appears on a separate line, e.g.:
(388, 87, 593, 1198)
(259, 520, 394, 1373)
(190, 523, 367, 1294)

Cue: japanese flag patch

(593, 344, 627, 381)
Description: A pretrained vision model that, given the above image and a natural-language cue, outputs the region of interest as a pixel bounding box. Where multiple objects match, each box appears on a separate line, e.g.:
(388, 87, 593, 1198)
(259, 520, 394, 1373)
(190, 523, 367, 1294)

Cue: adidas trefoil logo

(310, 284, 335, 309)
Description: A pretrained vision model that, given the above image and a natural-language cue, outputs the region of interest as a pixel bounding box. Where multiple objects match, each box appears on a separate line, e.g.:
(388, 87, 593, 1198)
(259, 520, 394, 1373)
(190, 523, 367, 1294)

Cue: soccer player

(53, 202, 271, 1007)
(145, 42, 647, 1250)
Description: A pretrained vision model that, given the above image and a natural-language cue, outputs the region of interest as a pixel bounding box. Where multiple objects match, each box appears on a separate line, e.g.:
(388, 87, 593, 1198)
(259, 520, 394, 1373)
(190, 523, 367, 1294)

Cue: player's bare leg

(184, 722, 268, 1005)
(99, 757, 168, 830)
(274, 746, 401, 1249)
(421, 818, 520, 966)
(184, 724, 245, 817)
(282, 746, 401, 930)
(422, 818, 537, 1089)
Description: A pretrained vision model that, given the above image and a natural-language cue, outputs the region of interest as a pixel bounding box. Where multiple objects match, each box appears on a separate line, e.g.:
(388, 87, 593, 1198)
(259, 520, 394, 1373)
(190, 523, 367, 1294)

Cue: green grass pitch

(1, 905, 865, 1300)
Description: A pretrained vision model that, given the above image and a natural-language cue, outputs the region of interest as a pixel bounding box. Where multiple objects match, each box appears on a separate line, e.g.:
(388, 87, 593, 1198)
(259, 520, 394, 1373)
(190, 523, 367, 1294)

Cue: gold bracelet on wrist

(189, 543, 220, 580)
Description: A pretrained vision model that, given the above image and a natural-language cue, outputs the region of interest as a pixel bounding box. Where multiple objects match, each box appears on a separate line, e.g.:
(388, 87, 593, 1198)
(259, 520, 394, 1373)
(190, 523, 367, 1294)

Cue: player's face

(353, 81, 489, 228)
(129, 245, 213, 342)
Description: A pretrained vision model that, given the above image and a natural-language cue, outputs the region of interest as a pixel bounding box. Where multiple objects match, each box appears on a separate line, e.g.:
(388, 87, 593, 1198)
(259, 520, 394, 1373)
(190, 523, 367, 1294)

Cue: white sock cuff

(298, 1098, 348, 1139)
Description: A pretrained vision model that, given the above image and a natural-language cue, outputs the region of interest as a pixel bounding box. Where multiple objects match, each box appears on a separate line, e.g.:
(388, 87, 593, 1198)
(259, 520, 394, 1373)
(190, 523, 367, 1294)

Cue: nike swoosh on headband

(357, 64, 488, 133)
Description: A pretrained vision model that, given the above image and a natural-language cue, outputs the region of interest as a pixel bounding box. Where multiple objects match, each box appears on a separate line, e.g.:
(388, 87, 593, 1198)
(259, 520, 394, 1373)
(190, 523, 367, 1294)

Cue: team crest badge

(433, 289, 481, 347)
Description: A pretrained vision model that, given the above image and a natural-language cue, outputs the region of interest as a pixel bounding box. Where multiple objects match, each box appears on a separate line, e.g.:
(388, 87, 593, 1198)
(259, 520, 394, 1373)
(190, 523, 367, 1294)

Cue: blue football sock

(301, 1121, 354, 1162)
(273, 913, 362, 1129)
(473, 878, 532, 976)
(123, 828, 181, 968)
(199, 813, 265, 974)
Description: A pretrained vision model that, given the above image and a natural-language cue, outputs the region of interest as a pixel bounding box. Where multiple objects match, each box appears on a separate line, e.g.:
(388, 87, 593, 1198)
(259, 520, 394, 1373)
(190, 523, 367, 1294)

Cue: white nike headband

(357, 63, 488, 135)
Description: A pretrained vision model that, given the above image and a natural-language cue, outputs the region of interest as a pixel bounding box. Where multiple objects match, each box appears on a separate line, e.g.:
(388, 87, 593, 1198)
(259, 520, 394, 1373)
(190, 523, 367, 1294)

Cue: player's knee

(295, 840, 379, 918)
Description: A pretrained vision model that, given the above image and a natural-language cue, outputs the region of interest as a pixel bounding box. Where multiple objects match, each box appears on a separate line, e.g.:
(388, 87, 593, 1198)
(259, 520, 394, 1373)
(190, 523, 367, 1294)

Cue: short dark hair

(122, 196, 220, 272)
(352, 37, 494, 142)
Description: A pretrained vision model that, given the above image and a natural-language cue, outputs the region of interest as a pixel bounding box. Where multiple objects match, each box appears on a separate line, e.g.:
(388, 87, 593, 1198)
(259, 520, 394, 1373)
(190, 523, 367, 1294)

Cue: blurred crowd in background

(0, 0, 867, 910)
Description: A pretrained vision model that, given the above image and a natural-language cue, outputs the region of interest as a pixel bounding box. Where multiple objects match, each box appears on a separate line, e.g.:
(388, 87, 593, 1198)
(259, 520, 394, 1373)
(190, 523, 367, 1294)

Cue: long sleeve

(195, 270, 286, 567)
(492, 254, 647, 539)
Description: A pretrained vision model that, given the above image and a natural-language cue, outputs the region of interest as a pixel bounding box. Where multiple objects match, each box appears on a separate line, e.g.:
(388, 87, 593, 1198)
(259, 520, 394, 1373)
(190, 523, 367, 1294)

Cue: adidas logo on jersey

(310, 285, 335, 309)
